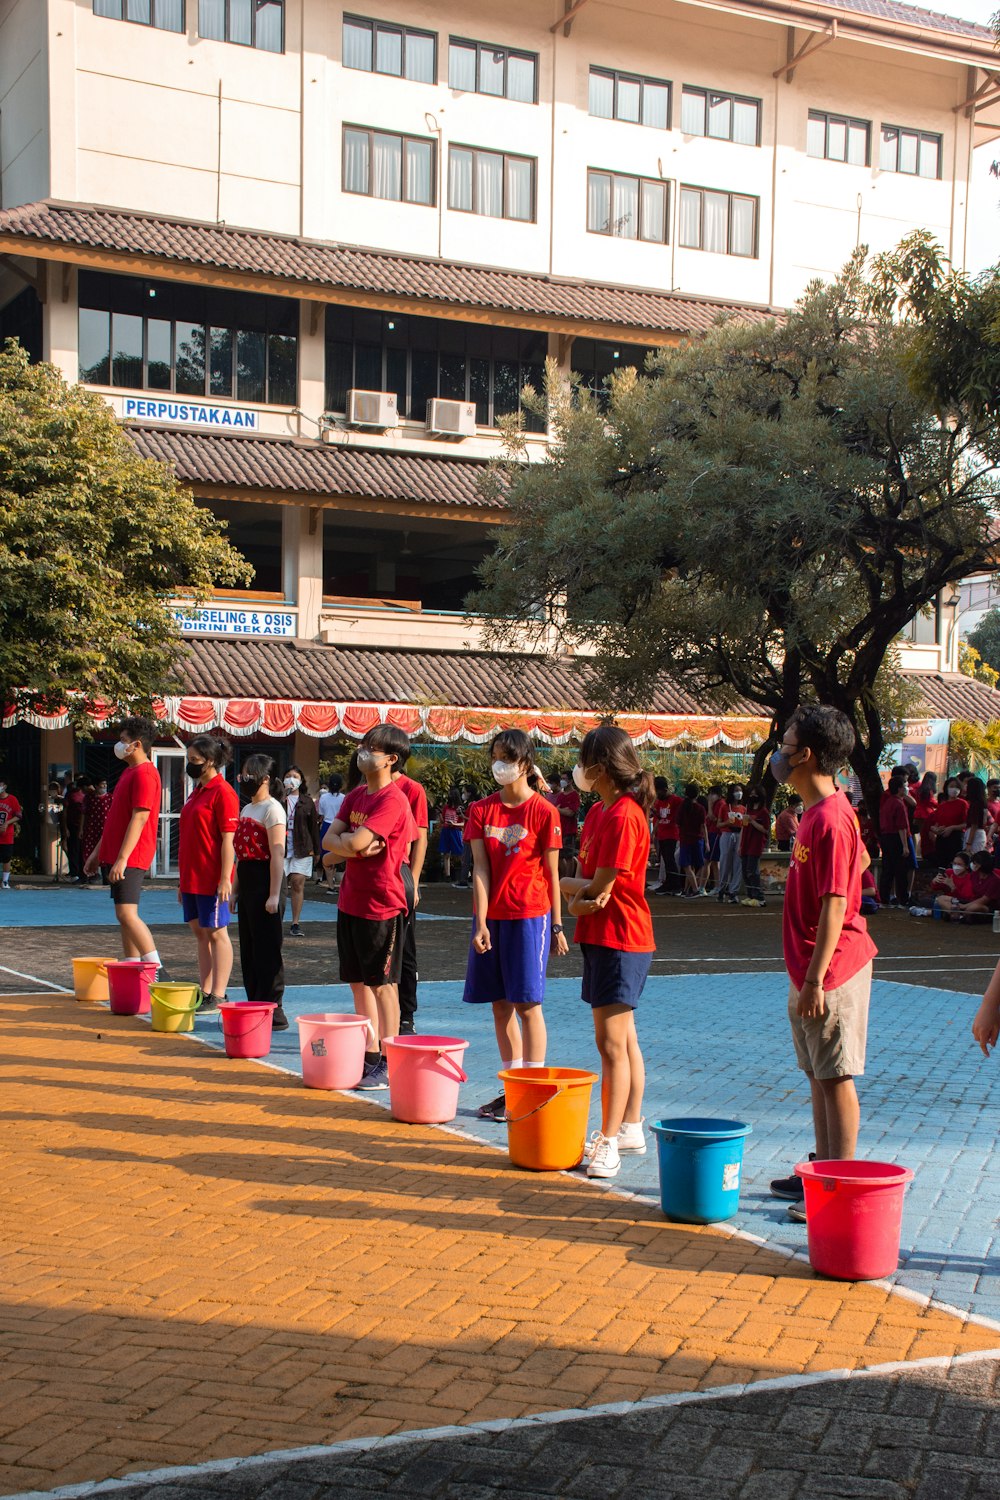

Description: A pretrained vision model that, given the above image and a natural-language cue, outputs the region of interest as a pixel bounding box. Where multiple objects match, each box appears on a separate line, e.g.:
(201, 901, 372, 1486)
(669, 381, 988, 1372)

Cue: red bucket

(383, 1035, 469, 1124)
(218, 1002, 275, 1059)
(106, 960, 158, 1016)
(796, 1159, 914, 1281)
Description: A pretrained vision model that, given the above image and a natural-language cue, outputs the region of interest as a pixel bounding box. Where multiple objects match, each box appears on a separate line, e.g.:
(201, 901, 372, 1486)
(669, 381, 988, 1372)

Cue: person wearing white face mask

(281, 765, 319, 937)
(462, 730, 567, 1122)
(716, 784, 746, 903)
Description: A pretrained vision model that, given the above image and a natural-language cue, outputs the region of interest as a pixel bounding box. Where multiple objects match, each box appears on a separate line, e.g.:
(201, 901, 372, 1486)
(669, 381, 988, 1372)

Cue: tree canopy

(0, 339, 251, 723)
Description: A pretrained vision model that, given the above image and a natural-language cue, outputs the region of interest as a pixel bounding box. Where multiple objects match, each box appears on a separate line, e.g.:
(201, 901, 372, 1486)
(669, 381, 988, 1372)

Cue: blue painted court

(0, 886, 462, 925)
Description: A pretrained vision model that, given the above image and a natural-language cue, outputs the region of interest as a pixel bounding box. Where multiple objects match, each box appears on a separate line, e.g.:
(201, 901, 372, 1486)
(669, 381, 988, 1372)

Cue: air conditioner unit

(426, 398, 477, 438)
(347, 389, 398, 429)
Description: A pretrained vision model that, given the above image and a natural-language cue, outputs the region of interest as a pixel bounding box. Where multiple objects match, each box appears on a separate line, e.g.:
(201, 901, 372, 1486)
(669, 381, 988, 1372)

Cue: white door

(152, 748, 187, 879)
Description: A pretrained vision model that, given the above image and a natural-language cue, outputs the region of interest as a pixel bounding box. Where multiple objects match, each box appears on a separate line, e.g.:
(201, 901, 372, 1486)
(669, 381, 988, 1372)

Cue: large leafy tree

(967, 608, 1000, 676)
(0, 340, 251, 723)
(473, 243, 999, 812)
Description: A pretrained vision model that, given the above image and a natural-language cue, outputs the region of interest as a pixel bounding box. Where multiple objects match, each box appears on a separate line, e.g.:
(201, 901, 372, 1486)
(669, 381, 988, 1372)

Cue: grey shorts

(787, 961, 872, 1080)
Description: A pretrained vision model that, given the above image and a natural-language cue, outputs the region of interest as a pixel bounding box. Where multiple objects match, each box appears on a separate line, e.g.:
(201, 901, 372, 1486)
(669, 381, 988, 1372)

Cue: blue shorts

(439, 827, 463, 857)
(707, 833, 721, 862)
(678, 840, 705, 870)
(580, 943, 652, 1010)
(181, 892, 231, 929)
(463, 915, 550, 1006)
(320, 820, 331, 842)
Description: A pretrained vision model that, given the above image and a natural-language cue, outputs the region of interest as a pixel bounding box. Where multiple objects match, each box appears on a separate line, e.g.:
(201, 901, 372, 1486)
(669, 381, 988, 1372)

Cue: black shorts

(337, 909, 404, 987)
(102, 865, 148, 905)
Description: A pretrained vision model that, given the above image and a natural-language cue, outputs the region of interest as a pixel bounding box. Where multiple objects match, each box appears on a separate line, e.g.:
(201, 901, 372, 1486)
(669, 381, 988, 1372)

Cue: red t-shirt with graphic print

(464, 792, 561, 921)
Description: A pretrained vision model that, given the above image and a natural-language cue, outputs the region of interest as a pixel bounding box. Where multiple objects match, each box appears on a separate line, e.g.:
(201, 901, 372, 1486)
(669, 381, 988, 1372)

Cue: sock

(364, 1049, 381, 1067)
(524, 1058, 545, 1069)
(141, 950, 161, 966)
(508, 1056, 523, 1072)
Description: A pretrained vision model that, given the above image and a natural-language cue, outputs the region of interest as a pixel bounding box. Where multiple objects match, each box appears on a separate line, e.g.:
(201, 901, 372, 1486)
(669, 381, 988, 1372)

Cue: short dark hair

(684, 781, 700, 801)
(654, 776, 670, 798)
(784, 705, 855, 777)
(972, 851, 995, 874)
(327, 773, 343, 793)
(363, 724, 410, 764)
(120, 716, 155, 754)
(188, 733, 232, 770)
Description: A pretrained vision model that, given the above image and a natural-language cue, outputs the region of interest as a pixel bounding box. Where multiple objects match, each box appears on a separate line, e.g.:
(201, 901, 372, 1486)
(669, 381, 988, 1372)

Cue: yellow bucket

(149, 983, 203, 1033)
(72, 956, 115, 1003)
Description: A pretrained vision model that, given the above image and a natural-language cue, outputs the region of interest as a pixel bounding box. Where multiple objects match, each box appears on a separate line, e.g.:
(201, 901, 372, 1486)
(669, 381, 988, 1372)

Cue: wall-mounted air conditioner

(426, 398, 476, 438)
(347, 389, 398, 429)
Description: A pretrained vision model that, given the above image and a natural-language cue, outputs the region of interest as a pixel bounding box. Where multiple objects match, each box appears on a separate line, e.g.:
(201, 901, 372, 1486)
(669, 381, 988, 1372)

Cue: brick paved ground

(2, 992, 997, 1495)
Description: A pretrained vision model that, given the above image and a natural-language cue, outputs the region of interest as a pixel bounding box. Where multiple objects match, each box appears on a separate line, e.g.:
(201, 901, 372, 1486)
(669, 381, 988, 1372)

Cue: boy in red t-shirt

(651, 777, 683, 895)
(386, 728, 429, 1037)
(769, 705, 877, 1222)
(323, 726, 418, 1090)
(0, 777, 22, 889)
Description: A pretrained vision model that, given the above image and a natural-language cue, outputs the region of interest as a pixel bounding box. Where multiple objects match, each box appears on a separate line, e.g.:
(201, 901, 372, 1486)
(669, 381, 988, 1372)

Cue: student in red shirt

(463, 729, 567, 1122)
(84, 717, 165, 972)
(717, 785, 746, 903)
(768, 705, 877, 1223)
(651, 777, 683, 895)
(911, 771, 939, 865)
(739, 790, 771, 906)
(548, 774, 582, 877)
(929, 778, 969, 866)
(386, 728, 429, 1037)
(0, 777, 22, 890)
(677, 783, 708, 898)
(178, 735, 240, 1015)
(561, 726, 655, 1180)
(323, 725, 419, 1091)
(878, 774, 912, 906)
(704, 785, 729, 893)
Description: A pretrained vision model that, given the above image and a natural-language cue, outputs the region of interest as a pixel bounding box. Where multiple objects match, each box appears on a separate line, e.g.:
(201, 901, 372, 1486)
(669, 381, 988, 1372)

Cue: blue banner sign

(172, 607, 297, 638)
(124, 398, 259, 429)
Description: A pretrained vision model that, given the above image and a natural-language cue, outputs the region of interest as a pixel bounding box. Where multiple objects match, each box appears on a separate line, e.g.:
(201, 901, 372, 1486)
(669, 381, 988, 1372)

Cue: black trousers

(399, 861, 418, 1025)
(879, 837, 910, 906)
(66, 830, 84, 880)
(237, 861, 285, 1004)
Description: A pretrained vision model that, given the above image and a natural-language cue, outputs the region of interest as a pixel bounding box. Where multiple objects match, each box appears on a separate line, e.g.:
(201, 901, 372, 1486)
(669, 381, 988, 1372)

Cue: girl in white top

(233, 754, 289, 1028)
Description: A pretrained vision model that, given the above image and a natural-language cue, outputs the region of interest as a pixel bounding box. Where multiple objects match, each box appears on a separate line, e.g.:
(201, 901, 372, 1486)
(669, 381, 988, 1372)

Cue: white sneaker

(617, 1119, 646, 1155)
(586, 1132, 621, 1178)
(908, 906, 931, 918)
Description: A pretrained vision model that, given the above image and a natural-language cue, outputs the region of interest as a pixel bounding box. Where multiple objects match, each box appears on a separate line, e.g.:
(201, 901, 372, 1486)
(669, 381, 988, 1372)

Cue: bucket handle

(219, 1005, 276, 1034)
(503, 1082, 565, 1124)
(152, 987, 203, 1013)
(434, 1049, 468, 1084)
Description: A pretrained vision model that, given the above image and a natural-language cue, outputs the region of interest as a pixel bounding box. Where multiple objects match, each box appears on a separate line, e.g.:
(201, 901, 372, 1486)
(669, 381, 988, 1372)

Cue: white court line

(649, 953, 993, 963)
(0, 964, 72, 994)
(7, 1346, 1000, 1500)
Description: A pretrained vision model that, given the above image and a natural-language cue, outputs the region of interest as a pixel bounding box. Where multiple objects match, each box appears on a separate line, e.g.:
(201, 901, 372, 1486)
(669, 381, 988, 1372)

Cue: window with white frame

(342, 15, 436, 83)
(879, 125, 941, 179)
(680, 87, 760, 145)
(93, 0, 183, 30)
(198, 0, 283, 51)
(587, 170, 669, 243)
(588, 69, 670, 129)
(678, 186, 757, 257)
(448, 38, 537, 103)
(343, 127, 436, 205)
(807, 110, 870, 165)
(448, 147, 535, 221)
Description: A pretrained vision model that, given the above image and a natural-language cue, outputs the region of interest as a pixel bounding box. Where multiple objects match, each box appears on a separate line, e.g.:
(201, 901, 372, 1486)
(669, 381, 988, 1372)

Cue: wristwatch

(552, 924, 564, 935)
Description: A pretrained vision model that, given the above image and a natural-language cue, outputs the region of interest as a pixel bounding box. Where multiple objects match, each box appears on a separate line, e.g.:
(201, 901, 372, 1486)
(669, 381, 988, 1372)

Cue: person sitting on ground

(929, 776, 969, 867)
(926, 851, 999, 923)
(911, 851, 971, 918)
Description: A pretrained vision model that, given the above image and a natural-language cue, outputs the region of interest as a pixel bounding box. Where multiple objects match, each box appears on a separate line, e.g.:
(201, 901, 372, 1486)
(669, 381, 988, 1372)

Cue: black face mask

(186, 761, 206, 779)
(241, 775, 264, 794)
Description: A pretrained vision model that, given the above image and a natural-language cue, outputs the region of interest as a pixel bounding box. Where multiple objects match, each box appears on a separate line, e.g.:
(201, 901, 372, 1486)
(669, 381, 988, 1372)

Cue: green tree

(0, 340, 251, 722)
(967, 608, 1000, 677)
(473, 245, 998, 815)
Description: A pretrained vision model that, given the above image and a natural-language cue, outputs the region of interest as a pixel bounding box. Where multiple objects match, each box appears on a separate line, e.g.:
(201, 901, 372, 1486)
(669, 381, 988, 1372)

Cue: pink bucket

(218, 1002, 275, 1059)
(297, 1013, 374, 1090)
(384, 1035, 469, 1124)
(106, 960, 158, 1016)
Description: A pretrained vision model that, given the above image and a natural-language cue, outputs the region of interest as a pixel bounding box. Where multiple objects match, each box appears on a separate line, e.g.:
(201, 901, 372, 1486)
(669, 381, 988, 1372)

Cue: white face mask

(947, 786, 960, 798)
(357, 749, 391, 772)
(284, 776, 300, 792)
(572, 764, 596, 793)
(0, 785, 6, 796)
(731, 790, 743, 803)
(114, 739, 131, 761)
(492, 760, 522, 786)
(952, 864, 966, 876)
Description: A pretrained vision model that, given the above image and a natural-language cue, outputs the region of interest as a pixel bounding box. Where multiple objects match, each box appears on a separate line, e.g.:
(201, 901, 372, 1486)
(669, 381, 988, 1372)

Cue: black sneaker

(156, 965, 173, 984)
(451, 880, 471, 890)
(271, 1005, 290, 1031)
(289, 923, 304, 938)
(200, 994, 220, 1014)
(770, 1153, 815, 1200)
(398, 1020, 416, 1035)
(787, 1202, 807, 1223)
(477, 1093, 508, 1122)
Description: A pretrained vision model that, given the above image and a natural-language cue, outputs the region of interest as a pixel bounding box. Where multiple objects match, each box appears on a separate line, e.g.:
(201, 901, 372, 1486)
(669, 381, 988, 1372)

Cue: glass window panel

(410, 348, 436, 421)
(587, 170, 611, 233)
(324, 339, 352, 413)
(616, 76, 640, 123)
(730, 195, 755, 256)
(210, 327, 233, 397)
(448, 41, 476, 91)
(157, 0, 183, 30)
(475, 150, 503, 216)
(372, 132, 402, 199)
(406, 31, 435, 83)
(826, 117, 846, 161)
(679, 188, 701, 247)
(707, 93, 731, 139)
(613, 174, 639, 238)
(919, 135, 939, 179)
(375, 25, 402, 76)
(94, 0, 123, 17)
(505, 156, 533, 221)
(79, 309, 111, 385)
(470, 357, 490, 425)
(507, 53, 535, 102)
(898, 130, 918, 173)
(175, 322, 206, 395)
(267, 332, 297, 405)
(237, 328, 266, 403)
(493, 359, 519, 417)
(344, 128, 370, 194)
(480, 47, 505, 97)
(126, 0, 151, 21)
(640, 179, 666, 242)
(732, 98, 758, 145)
(198, 0, 225, 39)
(229, 0, 252, 45)
(439, 353, 466, 401)
(448, 147, 473, 210)
(642, 81, 669, 130)
(343, 18, 372, 71)
(521, 363, 546, 431)
(682, 89, 706, 135)
(703, 191, 728, 252)
(255, 2, 283, 53)
(404, 138, 434, 204)
(879, 127, 897, 171)
(111, 312, 143, 388)
(147, 318, 172, 389)
(385, 347, 407, 411)
(806, 113, 826, 158)
(847, 122, 868, 165)
(354, 343, 381, 391)
(589, 70, 614, 118)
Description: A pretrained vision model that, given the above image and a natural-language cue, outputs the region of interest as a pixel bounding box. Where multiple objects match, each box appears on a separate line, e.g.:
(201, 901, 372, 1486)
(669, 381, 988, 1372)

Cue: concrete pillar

(42, 261, 78, 383)
(282, 502, 324, 640)
(298, 300, 326, 438)
(39, 726, 75, 877)
(293, 731, 320, 796)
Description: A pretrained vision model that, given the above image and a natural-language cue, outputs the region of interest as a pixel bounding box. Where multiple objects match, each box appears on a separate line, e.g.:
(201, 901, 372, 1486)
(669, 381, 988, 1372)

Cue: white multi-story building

(1, 0, 998, 866)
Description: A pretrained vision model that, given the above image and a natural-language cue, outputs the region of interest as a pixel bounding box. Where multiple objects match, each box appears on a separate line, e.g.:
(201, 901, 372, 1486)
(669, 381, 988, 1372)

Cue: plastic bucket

(652, 1118, 752, 1223)
(219, 1001, 275, 1059)
(499, 1067, 599, 1171)
(72, 956, 114, 1003)
(384, 1035, 469, 1124)
(297, 1013, 374, 1090)
(796, 1159, 915, 1281)
(149, 983, 203, 1033)
(106, 960, 158, 1016)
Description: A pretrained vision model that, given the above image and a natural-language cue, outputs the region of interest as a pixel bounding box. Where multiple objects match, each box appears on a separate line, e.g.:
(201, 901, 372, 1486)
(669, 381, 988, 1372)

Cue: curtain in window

(480, 49, 505, 96)
(505, 157, 532, 221)
(199, 0, 225, 39)
(343, 18, 372, 70)
(126, 0, 151, 22)
(343, 130, 370, 194)
(589, 71, 614, 118)
(405, 139, 434, 205)
(448, 148, 473, 211)
(267, 333, 297, 406)
(640, 179, 665, 243)
(375, 26, 401, 75)
(373, 134, 402, 200)
(406, 32, 434, 83)
(729, 196, 755, 256)
(641, 82, 669, 130)
(476, 151, 503, 217)
(898, 131, 918, 174)
(94, 0, 122, 17)
(681, 91, 705, 135)
(157, 0, 184, 29)
(879, 128, 897, 171)
(613, 175, 639, 238)
(918, 136, 939, 179)
(506, 54, 535, 103)
(846, 122, 868, 166)
(229, 0, 252, 45)
(448, 41, 476, 91)
(703, 191, 728, 253)
(732, 99, 758, 145)
(806, 114, 826, 158)
(255, 2, 283, 53)
(678, 188, 700, 247)
(587, 172, 611, 233)
(616, 77, 640, 123)
(707, 94, 731, 139)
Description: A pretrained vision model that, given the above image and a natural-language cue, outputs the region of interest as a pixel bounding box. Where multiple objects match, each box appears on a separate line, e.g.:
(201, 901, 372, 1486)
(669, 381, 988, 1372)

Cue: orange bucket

(498, 1067, 598, 1171)
(72, 956, 114, 1002)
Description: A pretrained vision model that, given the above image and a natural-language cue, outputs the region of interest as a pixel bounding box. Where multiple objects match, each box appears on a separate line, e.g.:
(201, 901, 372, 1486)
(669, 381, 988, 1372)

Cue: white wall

(0, 0, 50, 208)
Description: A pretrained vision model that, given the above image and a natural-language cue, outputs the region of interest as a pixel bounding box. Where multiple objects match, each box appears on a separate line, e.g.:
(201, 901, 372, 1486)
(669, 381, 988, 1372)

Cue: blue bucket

(651, 1117, 752, 1224)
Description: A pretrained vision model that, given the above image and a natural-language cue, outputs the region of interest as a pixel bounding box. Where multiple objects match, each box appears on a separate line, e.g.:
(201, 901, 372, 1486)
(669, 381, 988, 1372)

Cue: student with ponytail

(233, 754, 289, 1029)
(177, 734, 239, 1012)
(561, 726, 655, 1179)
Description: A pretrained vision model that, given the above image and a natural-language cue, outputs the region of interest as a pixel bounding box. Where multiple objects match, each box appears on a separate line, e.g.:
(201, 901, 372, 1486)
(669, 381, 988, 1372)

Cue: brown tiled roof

(817, 0, 991, 40)
(126, 426, 501, 512)
(0, 200, 778, 338)
(904, 672, 1000, 722)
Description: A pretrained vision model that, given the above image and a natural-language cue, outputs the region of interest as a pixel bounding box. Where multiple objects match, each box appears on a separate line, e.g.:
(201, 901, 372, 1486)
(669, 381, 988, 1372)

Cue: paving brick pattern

(1, 995, 996, 1496)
